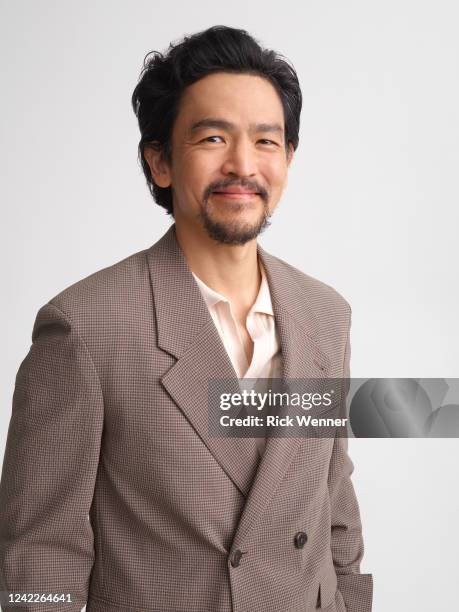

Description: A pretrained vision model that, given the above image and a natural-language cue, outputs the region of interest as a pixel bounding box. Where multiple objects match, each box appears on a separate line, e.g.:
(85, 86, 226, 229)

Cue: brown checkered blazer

(0, 224, 373, 612)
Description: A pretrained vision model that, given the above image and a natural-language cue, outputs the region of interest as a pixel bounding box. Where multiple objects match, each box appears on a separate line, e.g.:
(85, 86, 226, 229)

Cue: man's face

(148, 72, 294, 245)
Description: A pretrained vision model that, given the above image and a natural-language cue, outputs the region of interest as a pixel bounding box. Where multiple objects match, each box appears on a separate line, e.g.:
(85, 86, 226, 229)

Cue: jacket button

(230, 549, 243, 567)
(294, 531, 308, 549)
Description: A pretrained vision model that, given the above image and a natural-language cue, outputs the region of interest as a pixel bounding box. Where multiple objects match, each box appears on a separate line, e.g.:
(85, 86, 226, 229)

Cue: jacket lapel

(146, 224, 331, 547)
(147, 224, 262, 497)
(230, 244, 331, 549)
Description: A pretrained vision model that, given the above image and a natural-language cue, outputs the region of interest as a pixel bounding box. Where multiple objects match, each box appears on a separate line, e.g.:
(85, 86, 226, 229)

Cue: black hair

(131, 25, 302, 216)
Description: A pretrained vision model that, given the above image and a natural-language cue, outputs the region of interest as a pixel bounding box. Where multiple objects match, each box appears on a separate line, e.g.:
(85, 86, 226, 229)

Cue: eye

(201, 136, 224, 143)
(258, 139, 279, 146)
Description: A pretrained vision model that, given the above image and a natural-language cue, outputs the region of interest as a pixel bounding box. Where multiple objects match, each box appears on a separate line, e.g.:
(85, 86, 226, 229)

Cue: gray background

(1, 1, 458, 610)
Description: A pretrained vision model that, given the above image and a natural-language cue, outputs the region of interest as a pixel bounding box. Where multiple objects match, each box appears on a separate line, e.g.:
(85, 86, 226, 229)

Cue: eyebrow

(189, 117, 284, 136)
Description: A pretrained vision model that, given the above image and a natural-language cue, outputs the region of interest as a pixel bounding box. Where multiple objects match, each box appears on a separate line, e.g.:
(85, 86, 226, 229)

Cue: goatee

(198, 206, 272, 245)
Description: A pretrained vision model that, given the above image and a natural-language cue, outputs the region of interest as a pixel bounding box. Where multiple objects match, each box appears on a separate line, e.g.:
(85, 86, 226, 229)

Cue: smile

(212, 192, 259, 200)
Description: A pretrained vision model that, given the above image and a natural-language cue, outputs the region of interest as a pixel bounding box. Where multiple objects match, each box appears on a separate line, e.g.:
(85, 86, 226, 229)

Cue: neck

(174, 220, 261, 313)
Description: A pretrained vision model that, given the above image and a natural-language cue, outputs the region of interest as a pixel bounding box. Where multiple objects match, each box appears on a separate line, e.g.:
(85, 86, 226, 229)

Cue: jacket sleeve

(0, 302, 104, 611)
(327, 306, 373, 612)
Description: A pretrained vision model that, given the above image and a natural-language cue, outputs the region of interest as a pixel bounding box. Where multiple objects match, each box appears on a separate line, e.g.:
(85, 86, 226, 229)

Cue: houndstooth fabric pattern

(0, 224, 373, 611)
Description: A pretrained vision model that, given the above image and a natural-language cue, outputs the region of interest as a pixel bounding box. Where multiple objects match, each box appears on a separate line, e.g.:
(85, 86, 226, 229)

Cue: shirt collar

(192, 258, 274, 316)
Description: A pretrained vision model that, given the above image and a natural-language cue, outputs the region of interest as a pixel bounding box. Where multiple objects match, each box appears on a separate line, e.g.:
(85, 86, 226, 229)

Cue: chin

(212, 203, 263, 222)
(201, 215, 271, 246)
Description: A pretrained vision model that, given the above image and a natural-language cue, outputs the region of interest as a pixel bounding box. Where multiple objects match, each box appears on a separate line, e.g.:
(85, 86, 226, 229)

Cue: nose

(221, 137, 257, 178)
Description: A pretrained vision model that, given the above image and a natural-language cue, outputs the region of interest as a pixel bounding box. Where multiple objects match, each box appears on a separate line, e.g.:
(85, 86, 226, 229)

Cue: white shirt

(192, 260, 282, 456)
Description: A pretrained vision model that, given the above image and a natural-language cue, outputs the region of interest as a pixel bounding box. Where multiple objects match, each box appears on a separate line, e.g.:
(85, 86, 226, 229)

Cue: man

(0, 26, 373, 612)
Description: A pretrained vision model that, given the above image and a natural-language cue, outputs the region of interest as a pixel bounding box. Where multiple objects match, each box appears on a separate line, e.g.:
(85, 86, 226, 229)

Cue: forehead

(174, 72, 285, 131)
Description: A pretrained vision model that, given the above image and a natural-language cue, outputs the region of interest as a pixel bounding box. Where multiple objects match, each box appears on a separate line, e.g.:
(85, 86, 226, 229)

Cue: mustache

(203, 179, 268, 201)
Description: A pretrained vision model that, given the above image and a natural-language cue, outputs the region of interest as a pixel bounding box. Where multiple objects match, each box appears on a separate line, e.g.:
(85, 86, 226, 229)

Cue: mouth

(211, 191, 260, 200)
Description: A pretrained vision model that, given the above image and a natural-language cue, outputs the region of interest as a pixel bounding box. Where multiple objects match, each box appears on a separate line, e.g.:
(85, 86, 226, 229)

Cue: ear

(143, 142, 172, 188)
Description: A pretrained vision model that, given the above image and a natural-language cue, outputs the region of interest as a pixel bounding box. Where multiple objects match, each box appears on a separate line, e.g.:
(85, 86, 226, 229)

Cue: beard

(197, 195, 272, 246)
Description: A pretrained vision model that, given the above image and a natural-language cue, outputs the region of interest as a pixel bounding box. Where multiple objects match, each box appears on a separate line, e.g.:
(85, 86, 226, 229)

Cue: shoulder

(43, 247, 151, 332)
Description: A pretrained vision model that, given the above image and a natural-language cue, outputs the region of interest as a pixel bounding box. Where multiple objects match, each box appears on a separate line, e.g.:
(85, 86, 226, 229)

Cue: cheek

(179, 153, 219, 188)
(263, 160, 288, 190)
(171, 160, 212, 206)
